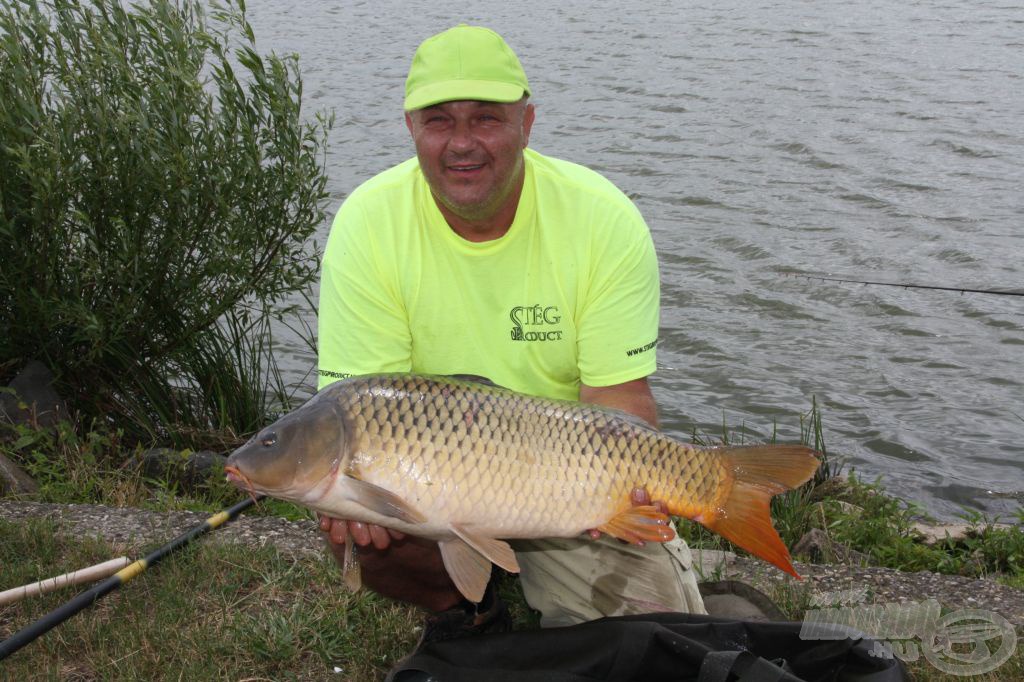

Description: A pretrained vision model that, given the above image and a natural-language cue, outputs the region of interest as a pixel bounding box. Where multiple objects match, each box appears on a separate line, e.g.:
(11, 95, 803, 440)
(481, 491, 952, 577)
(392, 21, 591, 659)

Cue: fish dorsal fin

(341, 476, 426, 525)
(450, 523, 520, 574)
(601, 407, 660, 433)
(438, 537, 493, 603)
(596, 505, 675, 544)
(443, 374, 500, 387)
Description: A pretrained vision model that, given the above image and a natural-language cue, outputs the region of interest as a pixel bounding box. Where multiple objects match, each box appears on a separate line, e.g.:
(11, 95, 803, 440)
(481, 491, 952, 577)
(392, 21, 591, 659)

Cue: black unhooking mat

(386, 613, 908, 682)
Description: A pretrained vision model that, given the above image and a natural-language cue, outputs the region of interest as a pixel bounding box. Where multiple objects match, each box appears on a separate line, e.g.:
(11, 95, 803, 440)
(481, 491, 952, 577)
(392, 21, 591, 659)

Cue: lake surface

(241, 0, 1024, 520)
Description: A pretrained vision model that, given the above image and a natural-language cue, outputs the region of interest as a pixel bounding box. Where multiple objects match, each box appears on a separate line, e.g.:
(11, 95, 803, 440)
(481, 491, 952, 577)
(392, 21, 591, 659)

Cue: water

(241, 0, 1024, 520)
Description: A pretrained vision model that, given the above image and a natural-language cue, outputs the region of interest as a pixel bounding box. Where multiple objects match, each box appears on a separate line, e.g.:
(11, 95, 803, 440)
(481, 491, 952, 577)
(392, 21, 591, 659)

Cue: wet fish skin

(225, 374, 820, 601)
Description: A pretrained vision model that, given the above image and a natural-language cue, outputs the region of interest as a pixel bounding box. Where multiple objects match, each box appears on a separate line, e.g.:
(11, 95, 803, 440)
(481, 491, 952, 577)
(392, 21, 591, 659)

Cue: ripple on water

(932, 248, 981, 264)
(727, 292, 827, 323)
(922, 483, 1024, 517)
(864, 438, 932, 463)
(770, 141, 845, 170)
(837, 192, 894, 211)
(710, 236, 772, 261)
(930, 139, 1000, 158)
(981, 375, 1023, 387)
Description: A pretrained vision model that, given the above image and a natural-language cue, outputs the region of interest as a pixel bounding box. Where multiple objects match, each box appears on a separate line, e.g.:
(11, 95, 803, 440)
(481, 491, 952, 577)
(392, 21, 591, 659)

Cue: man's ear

(522, 103, 536, 148)
(405, 111, 414, 136)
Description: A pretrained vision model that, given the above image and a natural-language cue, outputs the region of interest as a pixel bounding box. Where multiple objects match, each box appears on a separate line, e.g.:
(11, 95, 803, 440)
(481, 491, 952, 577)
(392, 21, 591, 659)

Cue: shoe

(416, 578, 512, 648)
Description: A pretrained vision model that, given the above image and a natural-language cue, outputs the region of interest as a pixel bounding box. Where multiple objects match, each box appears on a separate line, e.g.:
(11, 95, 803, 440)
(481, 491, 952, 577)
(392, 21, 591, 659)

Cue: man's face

(405, 99, 535, 225)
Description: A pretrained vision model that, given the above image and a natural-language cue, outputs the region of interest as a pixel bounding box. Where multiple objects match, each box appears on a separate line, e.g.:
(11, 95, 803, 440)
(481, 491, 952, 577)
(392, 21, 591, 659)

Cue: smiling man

(316, 24, 705, 642)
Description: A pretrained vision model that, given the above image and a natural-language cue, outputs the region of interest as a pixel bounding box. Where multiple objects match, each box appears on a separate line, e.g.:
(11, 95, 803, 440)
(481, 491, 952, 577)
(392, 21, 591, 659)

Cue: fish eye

(261, 432, 277, 447)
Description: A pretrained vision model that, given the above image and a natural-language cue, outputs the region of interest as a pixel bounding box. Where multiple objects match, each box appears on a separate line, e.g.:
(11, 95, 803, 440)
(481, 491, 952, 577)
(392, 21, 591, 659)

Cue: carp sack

(224, 374, 820, 602)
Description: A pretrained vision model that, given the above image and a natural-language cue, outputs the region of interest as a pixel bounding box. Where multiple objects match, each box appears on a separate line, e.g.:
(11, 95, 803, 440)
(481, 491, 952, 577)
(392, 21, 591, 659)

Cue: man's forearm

(579, 377, 659, 429)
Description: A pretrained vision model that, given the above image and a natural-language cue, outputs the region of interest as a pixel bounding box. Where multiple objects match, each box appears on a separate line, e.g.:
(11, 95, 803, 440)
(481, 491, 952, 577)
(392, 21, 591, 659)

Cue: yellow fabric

(317, 148, 659, 400)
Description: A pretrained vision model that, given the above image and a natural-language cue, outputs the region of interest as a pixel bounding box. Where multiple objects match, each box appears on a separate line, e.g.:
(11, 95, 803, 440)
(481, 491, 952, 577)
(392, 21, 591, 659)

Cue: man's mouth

(447, 163, 485, 173)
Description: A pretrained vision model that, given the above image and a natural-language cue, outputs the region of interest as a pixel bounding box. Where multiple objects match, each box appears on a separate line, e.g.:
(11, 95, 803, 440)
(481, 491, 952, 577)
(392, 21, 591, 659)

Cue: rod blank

(787, 273, 1024, 297)
(0, 557, 131, 607)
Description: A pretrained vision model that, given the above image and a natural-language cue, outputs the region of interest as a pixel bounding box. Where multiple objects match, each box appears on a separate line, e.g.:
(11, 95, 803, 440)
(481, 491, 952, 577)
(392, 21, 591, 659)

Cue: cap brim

(404, 80, 527, 111)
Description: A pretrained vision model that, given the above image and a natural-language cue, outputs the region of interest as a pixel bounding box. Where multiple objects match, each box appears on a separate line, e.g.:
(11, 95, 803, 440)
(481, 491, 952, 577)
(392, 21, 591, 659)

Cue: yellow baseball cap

(404, 25, 531, 111)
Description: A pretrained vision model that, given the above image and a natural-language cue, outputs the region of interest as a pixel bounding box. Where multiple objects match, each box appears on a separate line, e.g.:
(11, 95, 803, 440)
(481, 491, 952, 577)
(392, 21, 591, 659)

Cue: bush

(0, 0, 331, 445)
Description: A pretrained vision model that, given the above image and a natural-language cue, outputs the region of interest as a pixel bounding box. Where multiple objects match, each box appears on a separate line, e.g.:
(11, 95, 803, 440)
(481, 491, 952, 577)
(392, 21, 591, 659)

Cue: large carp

(224, 374, 819, 602)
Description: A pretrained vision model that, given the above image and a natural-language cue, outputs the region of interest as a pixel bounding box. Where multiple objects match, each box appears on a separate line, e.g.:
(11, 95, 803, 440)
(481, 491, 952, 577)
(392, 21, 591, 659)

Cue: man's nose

(448, 120, 477, 152)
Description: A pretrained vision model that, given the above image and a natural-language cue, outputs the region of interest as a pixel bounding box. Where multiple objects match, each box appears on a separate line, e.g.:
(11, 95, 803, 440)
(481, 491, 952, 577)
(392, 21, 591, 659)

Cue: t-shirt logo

(510, 305, 564, 341)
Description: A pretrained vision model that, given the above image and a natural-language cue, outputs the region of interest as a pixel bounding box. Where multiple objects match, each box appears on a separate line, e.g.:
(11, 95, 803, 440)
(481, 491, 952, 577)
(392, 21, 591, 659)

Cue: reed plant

(0, 0, 331, 448)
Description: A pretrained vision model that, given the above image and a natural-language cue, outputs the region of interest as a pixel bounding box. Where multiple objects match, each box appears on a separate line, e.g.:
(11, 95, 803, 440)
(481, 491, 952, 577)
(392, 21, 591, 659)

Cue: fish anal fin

(450, 524, 520, 573)
(438, 538, 492, 603)
(342, 534, 361, 592)
(699, 444, 820, 579)
(597, 505, 675, 544)
(341, 476, 427, 525)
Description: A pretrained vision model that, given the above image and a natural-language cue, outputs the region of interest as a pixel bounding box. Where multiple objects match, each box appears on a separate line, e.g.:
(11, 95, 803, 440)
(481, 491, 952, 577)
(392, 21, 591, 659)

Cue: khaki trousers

(511, 535, 707, 627)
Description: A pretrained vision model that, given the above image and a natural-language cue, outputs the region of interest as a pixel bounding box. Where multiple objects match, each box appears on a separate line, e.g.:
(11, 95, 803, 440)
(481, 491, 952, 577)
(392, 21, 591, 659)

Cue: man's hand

(586, 486, 670, 543)
(319, 515, 405, 550)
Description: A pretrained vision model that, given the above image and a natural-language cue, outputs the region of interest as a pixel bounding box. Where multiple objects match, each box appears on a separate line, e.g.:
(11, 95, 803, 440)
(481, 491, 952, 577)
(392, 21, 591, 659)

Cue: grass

(0, 518, 422, 680)
(2, 518, 1019, 681)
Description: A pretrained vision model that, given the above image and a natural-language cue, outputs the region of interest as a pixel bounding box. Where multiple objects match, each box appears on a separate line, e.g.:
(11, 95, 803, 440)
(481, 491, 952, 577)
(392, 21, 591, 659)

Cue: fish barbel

(224, 374, 819, 602)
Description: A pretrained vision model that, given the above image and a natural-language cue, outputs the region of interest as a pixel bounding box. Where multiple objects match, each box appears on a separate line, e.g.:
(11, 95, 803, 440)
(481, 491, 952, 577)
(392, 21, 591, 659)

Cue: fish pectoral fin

(341, 476, 427, 525)
(438, 538, 493, 603)
(596, 505, 676, 544)
(449, 524, 520, 574)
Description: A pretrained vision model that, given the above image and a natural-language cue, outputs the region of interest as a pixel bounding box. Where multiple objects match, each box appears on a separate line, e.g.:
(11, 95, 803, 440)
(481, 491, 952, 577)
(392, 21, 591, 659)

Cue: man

(316, 24, 705, 638)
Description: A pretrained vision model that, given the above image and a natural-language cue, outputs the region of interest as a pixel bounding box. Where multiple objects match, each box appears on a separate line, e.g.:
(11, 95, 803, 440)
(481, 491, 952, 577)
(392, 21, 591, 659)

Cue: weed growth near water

(0, 0, 330, 447)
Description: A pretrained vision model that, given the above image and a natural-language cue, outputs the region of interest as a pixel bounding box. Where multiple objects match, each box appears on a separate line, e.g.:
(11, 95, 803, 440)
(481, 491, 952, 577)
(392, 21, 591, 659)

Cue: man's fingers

(348, 521, 373, 546)
(320, 515, 402, 550)
(327, 520, 349, 546)
(630, 486, 651, 506)
(368, 523, 393, 550)
(630, 486, 669, 515)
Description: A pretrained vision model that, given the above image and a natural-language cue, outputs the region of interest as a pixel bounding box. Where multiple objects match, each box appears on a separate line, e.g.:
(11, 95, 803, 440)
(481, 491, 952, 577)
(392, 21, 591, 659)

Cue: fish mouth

(224, 465, 260, 503)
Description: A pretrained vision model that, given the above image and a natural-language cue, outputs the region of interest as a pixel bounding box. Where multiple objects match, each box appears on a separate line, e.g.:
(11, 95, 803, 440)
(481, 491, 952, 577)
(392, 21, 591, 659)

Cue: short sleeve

(317, 197, 412, 390)
(576, 203, 660, 387)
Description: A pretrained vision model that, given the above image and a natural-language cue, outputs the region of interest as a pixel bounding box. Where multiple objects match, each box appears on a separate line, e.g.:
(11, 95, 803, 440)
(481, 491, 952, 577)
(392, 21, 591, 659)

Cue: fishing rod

(0, 494, 262, 662)
(787, 273, 1024, 297)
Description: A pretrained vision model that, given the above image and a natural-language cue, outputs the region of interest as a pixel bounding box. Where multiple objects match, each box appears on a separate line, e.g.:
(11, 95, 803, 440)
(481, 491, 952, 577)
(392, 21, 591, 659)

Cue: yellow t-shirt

(317, 148, 659, 401)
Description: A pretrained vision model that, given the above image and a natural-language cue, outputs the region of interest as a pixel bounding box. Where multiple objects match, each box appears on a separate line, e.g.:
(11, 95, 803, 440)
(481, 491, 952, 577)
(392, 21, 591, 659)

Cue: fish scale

(224, 373, 820, 602)
(343, 375, 721, 532)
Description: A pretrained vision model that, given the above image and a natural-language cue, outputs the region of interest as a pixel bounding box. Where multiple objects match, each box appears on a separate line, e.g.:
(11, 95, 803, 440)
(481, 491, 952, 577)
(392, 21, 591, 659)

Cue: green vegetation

(0, 0, 330, 448)
(684, 468, 1024, 581)
(0, 517, 421, 680)
(1, 417, 309, 519)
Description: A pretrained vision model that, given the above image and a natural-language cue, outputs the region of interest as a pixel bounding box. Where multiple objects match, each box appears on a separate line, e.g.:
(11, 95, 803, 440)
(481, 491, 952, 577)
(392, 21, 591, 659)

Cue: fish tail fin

(697, 445, 820, 578)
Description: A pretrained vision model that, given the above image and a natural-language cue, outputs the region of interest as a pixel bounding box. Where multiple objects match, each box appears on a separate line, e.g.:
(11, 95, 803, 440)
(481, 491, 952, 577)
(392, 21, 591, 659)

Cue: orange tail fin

(696, 445, 820, 578)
